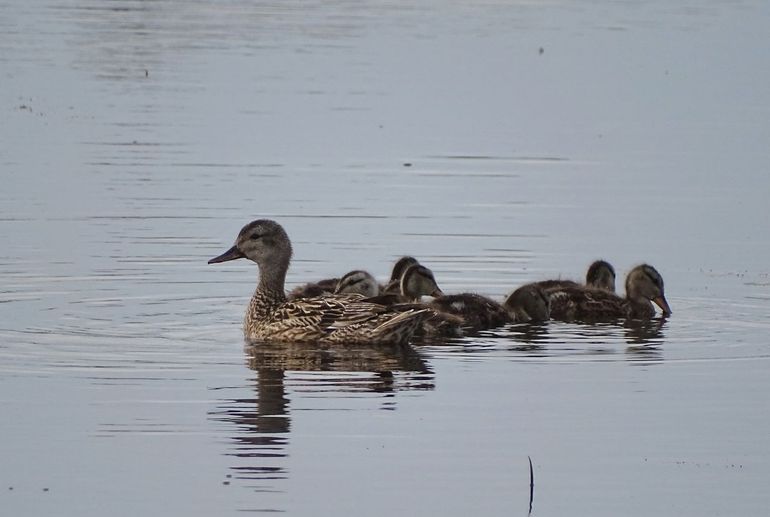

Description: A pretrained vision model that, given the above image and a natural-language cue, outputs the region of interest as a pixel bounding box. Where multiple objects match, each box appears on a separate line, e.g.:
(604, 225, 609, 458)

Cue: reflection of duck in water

(246, 341, 431, 376)
(208, 220, 428, 345)
(506, 321, 551, 349)
(211, 340, 435, 488)
(624, 317, 666, 345)
(545, 264, 672, 321)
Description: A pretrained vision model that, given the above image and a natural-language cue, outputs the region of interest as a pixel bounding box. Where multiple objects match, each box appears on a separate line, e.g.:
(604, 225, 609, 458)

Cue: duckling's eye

(250, 233, 262, 240)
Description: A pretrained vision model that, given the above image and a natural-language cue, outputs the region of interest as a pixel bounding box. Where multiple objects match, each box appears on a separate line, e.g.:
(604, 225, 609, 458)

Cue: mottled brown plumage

(333, 270, 380, 297)
(545, 264, 671, 321)
(399, 264, 511, 331)
(504, 284, 551, 322)
(525, 260, 616, 293)
(287, 277, 338, 300)
(209, 220, 427, 345)
(382, 256, 420, 294)
(585, 260, 616, 292)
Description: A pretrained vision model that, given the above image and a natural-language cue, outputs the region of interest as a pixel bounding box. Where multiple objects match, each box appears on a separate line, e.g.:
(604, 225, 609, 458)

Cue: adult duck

(208, 219, 427, 345)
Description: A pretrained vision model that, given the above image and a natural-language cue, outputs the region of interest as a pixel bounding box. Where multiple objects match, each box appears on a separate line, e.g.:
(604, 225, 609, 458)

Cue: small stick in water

(528, 456, 535, 515)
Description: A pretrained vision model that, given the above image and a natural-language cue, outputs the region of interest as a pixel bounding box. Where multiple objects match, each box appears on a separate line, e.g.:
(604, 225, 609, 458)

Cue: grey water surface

(2, 1, 769, 515)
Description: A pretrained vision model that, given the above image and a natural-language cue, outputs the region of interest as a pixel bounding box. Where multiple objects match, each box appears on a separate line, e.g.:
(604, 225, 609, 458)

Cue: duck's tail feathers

(372, 308, 429, 345)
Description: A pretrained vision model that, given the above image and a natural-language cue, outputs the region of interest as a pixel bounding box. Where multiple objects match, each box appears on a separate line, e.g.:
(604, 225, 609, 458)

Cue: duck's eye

(250, 233, 262, 240)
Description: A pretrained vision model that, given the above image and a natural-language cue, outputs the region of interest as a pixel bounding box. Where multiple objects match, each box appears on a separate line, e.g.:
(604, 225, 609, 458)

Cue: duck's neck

(248, 260, 288, 321)
(258, 258, 288, 296)
(625, 295, 655, 319)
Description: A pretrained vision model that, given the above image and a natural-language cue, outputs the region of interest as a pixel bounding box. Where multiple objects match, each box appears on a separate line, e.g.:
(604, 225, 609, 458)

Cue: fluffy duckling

(400, 264, 510, 331)
(399, 264, 445, 301)
(504, 284, 551, 322)
(208, 219, 427, 345)
(528, 260, 617, 293)
(545, 264, 672, 321)
(585, 259, 616, 292)
(382, 256, 420, 294)
(287, 277, 338, 300)
(334, 270, 380, 297)
(290, 257, 413, 300)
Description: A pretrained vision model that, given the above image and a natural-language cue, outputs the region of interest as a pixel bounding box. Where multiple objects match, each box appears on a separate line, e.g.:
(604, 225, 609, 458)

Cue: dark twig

(528, 456, 535, 515)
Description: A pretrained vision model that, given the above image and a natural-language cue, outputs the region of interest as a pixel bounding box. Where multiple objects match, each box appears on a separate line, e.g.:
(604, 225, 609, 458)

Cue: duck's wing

(265, 294, 405, 339)
(429, 293, 510, 330)
(546, 286, 624, 320)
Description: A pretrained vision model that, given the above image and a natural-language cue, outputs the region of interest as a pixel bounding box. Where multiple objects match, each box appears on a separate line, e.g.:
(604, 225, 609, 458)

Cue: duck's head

(390, 256, 419, 282)
(504, 284, 551, 322)
(625, 264, 671, 316)
(586, 260, 616, 292)
(335, 270, 380, 297)
(208, 219, 293, 269)
(400, 264, 444, 301)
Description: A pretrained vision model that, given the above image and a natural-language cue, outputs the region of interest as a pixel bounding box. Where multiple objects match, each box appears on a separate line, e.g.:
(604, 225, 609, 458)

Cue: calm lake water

(2, 1, 769, 515)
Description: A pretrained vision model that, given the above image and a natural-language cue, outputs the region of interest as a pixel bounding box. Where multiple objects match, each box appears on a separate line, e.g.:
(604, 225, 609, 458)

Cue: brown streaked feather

(209, 219, 429, 346)
(428, 293, 511, 331)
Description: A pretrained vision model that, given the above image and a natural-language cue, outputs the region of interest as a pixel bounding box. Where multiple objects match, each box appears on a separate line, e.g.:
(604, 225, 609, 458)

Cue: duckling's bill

(208, 245, 245, 264)
(654, 296, 672, 316)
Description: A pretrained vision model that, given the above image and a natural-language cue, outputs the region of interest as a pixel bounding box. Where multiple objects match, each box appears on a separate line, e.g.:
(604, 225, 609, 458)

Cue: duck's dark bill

(208, 245, 245, 264)
(654, 296, 672, 316)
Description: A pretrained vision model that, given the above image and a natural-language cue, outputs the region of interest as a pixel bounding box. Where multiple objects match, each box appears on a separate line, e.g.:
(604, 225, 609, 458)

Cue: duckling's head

(504, 284, 551, 322)
(586, 260, 616, 292)
(390, 256, 419, 282)
(335, 270, 380, 297)
(625, 264, 671, 316)
(400, 264, 444, 301)
(208, 219, 293, 270)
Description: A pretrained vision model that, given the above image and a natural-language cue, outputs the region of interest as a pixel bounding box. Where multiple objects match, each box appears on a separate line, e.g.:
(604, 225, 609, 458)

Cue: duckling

(290, 257, 410, 300)
(504, 284, 551, 322)
(545, 264, 672, 321)
(208, 219, 428, 345)
(399, 264, 444, 301)
(361, 263, 461, 338)
(287, 277, 338, 300)
(585, 259, 616, 292)
(382, 256, 420, 294)
(528, 260, 617, 293)
(399, 264, 510, 331)
(334, 270, 380, 297)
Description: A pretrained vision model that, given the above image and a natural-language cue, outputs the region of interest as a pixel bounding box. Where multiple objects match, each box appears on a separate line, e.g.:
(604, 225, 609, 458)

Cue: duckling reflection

(506, 321, 551, 350)
(624, 317, 666, 346)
